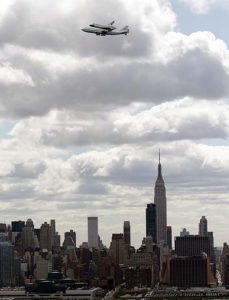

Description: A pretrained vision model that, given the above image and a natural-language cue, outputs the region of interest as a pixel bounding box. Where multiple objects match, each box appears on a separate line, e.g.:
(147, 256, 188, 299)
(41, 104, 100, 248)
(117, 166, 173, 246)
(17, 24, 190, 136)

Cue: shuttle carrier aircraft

(82, 21, 129, 36)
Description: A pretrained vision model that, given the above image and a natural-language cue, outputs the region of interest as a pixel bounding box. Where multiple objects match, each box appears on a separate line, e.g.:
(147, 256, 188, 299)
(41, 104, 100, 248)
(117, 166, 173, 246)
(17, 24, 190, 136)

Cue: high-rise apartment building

(154, 151, 167, 245)
(123, 221, 131, 246)
(88, 217, 98, 249)
(146, 203, 157, 243)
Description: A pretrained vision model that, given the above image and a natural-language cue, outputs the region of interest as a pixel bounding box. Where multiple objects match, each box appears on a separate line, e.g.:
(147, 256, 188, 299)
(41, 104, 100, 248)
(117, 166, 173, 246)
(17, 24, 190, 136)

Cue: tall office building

(0, 242, 16, 286)
(88, 217, 98, 249)
(50, 219, 55, 245)
(199, 216, 208, 236)
(0, 223, 7, 233)
(11, 221, 25, 233)
(146, 203, 157, 243)
(175, 235, 211, 257)
(21, 219, 37, 251)
(40, 222, 52, 251)
(65, 229, 76, 245)
(110, 234, 125, 265)
(64, 230, 76, 248)
(167, 226, 172, 250)
(154, 151, 167, 245)
(123, 221, 131, 246)
(169, 255, 215, 287)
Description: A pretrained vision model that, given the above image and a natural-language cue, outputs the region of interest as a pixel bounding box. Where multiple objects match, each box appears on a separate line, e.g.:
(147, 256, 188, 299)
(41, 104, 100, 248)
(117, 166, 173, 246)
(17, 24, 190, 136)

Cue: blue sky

(173, 1, 229, 44)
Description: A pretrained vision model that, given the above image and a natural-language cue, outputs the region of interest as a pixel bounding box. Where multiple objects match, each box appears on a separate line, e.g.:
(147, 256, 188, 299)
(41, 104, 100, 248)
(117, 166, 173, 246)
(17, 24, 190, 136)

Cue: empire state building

(154, 151, 167, 245)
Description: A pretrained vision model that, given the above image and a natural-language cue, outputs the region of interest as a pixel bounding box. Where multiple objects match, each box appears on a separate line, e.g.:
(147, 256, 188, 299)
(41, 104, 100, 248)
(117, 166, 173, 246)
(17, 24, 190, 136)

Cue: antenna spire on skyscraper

(158, 149, 162, 179)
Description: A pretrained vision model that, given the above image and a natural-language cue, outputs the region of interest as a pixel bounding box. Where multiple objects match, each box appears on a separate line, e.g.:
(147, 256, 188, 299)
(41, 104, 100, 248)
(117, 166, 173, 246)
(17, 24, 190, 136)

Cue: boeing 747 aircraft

(82, 21, 129, 36)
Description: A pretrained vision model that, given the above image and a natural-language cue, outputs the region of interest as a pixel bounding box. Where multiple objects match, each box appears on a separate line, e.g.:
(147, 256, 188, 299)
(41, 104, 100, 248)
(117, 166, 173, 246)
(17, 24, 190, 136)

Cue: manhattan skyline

(0, 0, 228, 248)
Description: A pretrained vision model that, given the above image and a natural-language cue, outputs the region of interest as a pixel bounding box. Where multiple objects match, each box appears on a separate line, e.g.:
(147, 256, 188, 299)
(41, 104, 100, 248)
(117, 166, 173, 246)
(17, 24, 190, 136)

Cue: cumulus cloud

(8, 99, 229, 147)
(0, 126, 229, 245)
(0, 1, 228, 117)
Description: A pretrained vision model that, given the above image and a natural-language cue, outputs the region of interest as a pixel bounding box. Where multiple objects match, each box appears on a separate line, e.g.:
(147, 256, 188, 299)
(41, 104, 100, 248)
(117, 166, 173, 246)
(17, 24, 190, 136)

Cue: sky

(0, 0, 229, 248)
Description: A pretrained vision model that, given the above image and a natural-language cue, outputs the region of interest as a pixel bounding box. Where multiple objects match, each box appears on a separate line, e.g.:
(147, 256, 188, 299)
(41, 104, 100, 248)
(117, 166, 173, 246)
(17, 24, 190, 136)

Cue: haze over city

(0, 0, 229, 248)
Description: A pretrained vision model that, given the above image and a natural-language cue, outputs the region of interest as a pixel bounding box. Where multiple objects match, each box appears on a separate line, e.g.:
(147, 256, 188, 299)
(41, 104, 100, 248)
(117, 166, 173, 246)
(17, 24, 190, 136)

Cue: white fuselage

(81, 27, 129, 36)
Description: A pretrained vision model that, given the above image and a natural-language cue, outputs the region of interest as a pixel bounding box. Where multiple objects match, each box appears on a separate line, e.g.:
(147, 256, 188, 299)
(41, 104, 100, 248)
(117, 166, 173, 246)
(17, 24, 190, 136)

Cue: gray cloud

(0, 0, 153, 57)
(0, 50, 228, 118)
(9, 162, 46, 179)
(0, 1, 227, 118)
(8, 99, 229, 148)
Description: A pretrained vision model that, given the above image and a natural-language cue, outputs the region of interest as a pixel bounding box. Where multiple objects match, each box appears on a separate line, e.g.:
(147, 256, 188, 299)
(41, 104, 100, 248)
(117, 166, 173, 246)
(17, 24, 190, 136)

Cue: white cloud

(179, 0, 229, 14)
(0, 63, 34, 86)
(8, 99, 229, 146)
(0, 0, 228, 117)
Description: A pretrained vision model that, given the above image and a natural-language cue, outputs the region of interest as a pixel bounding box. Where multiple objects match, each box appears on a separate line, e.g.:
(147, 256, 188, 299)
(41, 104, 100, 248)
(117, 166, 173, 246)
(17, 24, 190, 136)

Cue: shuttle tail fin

(122, 25, 129, 34)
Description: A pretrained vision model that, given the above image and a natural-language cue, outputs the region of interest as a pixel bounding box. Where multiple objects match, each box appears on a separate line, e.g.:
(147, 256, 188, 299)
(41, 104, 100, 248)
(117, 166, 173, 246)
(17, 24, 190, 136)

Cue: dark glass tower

(146, 203, 157, 243)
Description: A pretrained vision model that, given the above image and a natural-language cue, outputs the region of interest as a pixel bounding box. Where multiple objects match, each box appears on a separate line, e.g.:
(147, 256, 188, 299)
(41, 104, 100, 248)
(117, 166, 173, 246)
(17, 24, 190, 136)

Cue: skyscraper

(64, 229, 76, 247)
(175, 235, 211, 257)
(109, 234, 125, 265)
(123, 221, 131, 246)
(154, 151, 167, 245)
(167, 226, 172, 249)
(50, 219, 55, 246)
(146, 203, 157, 243)
(88, 217, 98, 249)
(21, 219, 37, 251)
(40, 222, 52, 251)
(0, 241, 16, 286)
(180, 228, 190, 237)
(199, 216, 208, 236)
(11, 221, 25, 233)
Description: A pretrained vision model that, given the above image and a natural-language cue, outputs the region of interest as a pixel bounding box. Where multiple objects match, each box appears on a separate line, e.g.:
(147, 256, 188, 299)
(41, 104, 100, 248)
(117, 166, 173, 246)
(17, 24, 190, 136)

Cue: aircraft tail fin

(122, 25, 129, 30)
(122, 25, 129, 33)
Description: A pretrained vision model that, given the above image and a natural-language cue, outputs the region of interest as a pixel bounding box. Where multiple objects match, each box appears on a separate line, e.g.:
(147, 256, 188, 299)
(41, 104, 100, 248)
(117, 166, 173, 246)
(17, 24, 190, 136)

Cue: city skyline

(0, 0, 229, 248)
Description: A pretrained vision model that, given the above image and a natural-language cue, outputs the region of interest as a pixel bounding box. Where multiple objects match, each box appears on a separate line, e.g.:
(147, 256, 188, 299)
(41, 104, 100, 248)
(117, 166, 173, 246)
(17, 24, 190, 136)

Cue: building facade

(169, 256, 214, 287)
(199, 216, 208, 236)
(146, 203, 157, 243)
(88, 217, 98, 249)
(0, 242, 16, 286)
(123, 221, 131, 246)
(167, 226, 172, 250)
(109, 234, 125, 265)
(175, 235, 211, 257)
(154, 152, 167, 245)
(40, 222, 52, 251)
